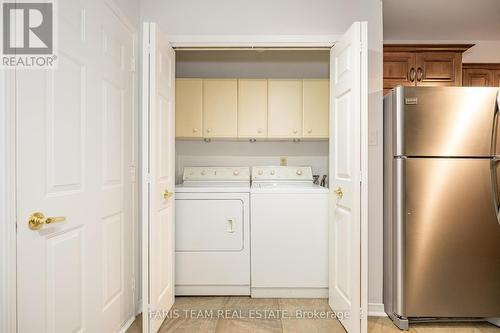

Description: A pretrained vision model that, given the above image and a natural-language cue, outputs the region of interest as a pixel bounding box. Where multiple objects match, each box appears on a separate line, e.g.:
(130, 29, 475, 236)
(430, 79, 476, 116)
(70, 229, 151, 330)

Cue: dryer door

(176, 199, 244, 251)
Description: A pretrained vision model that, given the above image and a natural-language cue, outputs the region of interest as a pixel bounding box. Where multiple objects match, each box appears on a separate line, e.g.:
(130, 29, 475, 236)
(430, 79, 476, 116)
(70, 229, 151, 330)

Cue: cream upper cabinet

(176, 79, 203, 138)
(203, 79, 238, 138)
(268, 79, 303, 138)
(303, 79, 329, 138)
(238, 79, 267, 138)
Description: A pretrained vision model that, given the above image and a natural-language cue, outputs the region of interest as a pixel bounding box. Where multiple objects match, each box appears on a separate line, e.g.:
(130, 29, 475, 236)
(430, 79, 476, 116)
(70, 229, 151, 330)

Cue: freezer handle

(491, 156, 500, 227)
(492, 91, 500, 155)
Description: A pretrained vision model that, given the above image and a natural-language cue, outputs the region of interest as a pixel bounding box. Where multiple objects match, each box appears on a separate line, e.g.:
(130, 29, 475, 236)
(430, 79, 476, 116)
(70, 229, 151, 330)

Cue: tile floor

(127, 297, 500, 333)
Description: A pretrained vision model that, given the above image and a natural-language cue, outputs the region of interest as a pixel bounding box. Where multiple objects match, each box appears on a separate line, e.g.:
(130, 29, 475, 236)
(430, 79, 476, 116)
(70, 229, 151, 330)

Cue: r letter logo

(1, 1, 57, 68)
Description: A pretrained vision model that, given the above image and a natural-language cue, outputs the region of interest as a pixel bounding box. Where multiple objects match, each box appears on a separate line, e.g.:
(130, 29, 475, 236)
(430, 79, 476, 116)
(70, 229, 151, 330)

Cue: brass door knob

(163, 190, 173, 199)
(28, 212, 66, 230)
(334, 187, 344, 199)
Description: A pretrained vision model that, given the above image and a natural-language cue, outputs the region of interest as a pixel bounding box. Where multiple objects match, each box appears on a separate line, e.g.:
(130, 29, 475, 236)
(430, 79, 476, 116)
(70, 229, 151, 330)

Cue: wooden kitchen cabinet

(203, 79, 238, 138)
(462, 63, 500, 87)
(268, 80, 303, 138)
(303, 79, 329, 138)
(415, 52, 462, 87)
(383, 45, 473, 94)
(383, 52, 416, 94)
(176, 79, 203, 138)
(237, 79, 268, 138)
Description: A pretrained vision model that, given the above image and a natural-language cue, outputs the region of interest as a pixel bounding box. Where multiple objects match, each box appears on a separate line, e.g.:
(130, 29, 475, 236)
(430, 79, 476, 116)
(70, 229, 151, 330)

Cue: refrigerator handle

(490, 157, 500, 227)
(491, 91, 500, 155)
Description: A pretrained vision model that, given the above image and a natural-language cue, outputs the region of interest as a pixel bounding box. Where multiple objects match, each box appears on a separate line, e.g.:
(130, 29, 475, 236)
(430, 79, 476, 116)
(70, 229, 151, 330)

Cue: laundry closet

(142, 22, 368, 333)
(174, 49, 330, 181)
(173, 49, 331, 298)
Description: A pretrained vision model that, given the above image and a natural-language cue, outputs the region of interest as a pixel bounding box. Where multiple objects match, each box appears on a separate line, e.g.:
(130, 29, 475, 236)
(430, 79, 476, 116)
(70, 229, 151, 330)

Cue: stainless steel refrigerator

(383, 86, 500, 330)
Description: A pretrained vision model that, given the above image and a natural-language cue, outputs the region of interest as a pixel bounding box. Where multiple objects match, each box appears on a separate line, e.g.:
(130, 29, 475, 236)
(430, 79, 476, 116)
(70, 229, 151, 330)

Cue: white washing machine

(175, 166, 250, 295)
(250, 166, 329, 298)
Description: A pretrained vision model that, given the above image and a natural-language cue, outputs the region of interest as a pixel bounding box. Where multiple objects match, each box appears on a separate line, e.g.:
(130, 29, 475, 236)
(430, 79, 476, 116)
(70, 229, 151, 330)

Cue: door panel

(238, 79, 268, 138)
(383, 52, 417, 91)
(175, 79, 202, 138)
(203, 79, 238, 138)
(398, 87, 498, 157)
(495, 70, 500, 87)
(142, 23, 176, 333)
(415, 52, 462, 86)
(17, 1, 135, 332)
(303, 79, 329, 138)
(463, 68, 493, 87)
(404, 158, 500, 316)
(176, 199, 243, 251)
(268, 79, 302, 138)
(329, 22, 368, 333)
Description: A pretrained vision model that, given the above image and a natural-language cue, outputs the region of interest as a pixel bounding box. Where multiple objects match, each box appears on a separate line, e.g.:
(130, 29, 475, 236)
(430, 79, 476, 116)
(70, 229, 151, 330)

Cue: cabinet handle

(293, 129, 298, 134)
(307, 129, 312, 134)
(192, 128, 198, 133)
(417, 67, 423, 82)
(409, 68, 416, 82)
(207, 128, 211, 133)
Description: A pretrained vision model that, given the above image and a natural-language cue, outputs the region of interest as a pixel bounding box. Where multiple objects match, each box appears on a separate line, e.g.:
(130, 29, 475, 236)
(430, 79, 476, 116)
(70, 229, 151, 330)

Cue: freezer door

(401, 158, 500, 317)
(393, 87, 500, 157)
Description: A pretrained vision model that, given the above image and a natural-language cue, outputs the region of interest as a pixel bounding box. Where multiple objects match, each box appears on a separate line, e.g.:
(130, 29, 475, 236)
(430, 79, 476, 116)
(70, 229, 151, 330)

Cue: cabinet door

(303, 79, 329, 138)
(203, 79, 238, 138)
(415, 52, 462, 86)
(494, 70, 500, 87)
(175, 79, 203, 137)
(268, 80, 302, 138)
(238, 79, 267, 138)
(463, 68, 493, 87)
(383, 52, 417, 92)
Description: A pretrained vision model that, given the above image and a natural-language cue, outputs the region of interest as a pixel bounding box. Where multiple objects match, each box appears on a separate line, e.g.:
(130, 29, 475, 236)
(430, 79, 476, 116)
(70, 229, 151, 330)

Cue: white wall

(142, 0, 385, 313)
(176, 141, 329, 184)
(112, 0, 141, 26)
(385, 40, 500, 63)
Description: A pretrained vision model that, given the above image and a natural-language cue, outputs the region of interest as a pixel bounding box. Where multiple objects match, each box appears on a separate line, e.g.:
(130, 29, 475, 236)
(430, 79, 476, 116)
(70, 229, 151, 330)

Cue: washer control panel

(251, 166, 313, 181)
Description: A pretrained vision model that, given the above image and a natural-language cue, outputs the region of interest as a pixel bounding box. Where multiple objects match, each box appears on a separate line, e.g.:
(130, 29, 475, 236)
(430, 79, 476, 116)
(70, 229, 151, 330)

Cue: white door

(328, 22, 368, 333)
(16, 1, 136, 332)
(142, 23, 176, 333)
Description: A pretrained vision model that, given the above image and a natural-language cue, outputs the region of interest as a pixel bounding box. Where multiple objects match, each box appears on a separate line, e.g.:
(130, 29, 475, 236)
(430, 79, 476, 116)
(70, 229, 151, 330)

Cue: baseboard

(118, 315, 136, 333)
(136, 298, 142, 315)
(176, 284, 250, 296)
(251, 288, 328, 298)
(368, 303, 387, 317)
(487, 318, 500, 327)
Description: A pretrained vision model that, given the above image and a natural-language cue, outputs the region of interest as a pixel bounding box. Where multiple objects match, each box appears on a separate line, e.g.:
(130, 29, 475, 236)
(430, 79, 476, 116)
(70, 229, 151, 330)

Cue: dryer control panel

(183, 166, 250, 182)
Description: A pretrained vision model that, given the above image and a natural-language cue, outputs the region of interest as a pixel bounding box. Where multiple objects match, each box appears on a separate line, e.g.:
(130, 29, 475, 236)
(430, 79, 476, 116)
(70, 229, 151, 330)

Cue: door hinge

(131, 278, 136, 291)
(129, 165, 136, 182)
(130, 57, 136, 72)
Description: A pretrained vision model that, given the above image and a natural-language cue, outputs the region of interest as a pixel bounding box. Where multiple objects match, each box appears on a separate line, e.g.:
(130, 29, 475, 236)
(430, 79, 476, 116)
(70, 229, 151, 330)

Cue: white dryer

(250, 166, 329, 298)
(175, 166, 250, 295)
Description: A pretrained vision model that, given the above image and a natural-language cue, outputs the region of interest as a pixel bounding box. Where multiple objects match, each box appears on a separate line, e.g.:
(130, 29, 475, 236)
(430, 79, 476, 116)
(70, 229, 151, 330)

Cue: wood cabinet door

(383, 52, 417, 92)
(268, 79, 303, 138)
(203, 79, 238, 138)
(237, 79, 267, 138)
(462, 68, 494, 87)
(415, 52, 462, 86)
(175, 79, 203, 138)
(303, 79, 329, 138)
(494, 70, 500, 87)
